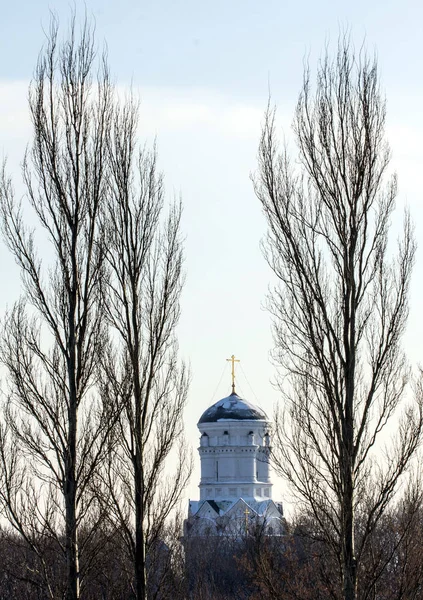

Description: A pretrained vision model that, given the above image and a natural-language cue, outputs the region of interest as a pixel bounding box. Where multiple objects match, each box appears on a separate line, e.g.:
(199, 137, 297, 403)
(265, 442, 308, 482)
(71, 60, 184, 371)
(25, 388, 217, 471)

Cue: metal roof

(198, 392, 268, 424)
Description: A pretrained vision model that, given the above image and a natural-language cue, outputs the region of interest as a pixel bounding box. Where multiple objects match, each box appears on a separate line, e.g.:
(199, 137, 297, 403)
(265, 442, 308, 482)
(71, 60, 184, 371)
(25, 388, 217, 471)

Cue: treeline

(0, 492, 423, 599)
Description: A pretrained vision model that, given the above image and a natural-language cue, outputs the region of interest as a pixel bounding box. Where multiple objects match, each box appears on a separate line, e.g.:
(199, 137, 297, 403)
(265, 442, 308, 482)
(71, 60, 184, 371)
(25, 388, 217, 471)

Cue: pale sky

(1, 0, 422, 508)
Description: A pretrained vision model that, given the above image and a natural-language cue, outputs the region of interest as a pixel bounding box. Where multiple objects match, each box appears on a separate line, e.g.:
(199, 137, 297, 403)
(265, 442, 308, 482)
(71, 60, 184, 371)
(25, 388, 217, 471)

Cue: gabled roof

(190, 497, 283, 519)
(194, 500, 220, 518)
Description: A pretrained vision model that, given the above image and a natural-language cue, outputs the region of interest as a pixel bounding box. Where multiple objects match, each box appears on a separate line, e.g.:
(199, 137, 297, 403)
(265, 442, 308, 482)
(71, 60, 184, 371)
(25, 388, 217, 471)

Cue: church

(184, 356, 284, 538)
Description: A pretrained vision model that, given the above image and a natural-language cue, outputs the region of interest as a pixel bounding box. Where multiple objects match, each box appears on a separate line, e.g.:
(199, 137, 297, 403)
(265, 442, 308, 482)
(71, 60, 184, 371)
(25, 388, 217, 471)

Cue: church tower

(185, 356, 284, 537)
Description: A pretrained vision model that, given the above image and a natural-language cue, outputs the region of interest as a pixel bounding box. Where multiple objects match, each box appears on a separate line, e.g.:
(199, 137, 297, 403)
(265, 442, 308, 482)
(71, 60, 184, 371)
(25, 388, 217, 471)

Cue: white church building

(184, 357, 284, 537)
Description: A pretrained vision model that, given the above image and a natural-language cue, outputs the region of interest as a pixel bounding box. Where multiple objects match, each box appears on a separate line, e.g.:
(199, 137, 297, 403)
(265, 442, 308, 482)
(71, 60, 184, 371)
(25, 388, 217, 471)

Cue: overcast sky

(1, 0, 422, 506)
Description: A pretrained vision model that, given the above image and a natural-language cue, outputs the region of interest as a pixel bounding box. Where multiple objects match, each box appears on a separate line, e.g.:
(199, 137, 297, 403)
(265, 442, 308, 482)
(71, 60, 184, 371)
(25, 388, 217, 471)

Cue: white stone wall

(198, 420, 273, 501)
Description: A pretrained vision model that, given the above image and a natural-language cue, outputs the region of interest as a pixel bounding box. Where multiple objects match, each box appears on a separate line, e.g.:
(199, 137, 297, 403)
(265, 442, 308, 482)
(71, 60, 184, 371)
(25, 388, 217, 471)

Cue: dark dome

(198, 392, 268, 424)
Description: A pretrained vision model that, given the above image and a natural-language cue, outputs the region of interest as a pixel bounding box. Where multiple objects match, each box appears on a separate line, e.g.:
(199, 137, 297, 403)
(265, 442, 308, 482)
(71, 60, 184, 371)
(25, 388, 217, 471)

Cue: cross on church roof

(226, 354, 240, 394)
(244, 506, 250, 533)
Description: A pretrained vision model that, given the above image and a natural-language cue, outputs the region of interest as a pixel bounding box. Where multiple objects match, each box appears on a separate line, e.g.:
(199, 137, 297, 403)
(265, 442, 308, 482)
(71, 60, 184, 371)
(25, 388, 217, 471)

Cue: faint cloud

(136, 86, 266, 140)
(1, 80, 268, 149)
(0, 80, 30, 136)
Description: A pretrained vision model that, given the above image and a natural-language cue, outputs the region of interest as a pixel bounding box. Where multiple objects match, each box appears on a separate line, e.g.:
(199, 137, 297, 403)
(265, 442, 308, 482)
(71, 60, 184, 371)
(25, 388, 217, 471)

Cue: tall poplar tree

(99, 98, 191, 600)
(0, 16, 115, 599)
(254, 38, 423, 600)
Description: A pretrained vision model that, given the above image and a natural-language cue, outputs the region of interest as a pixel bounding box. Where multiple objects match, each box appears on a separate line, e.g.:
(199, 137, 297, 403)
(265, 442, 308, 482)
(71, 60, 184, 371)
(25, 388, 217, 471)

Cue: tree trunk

(65, 353, 79, 600)
(342, 475, 356, 600)
(135, 455, 147, 600)
(65, 445, 79, 600)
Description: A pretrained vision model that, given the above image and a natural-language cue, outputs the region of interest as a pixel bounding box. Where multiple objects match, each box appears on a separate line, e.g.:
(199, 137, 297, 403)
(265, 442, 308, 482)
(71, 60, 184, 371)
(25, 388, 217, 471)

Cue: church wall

(237, 453, 255, 481)
(200, 455, 216, 481)
(198, 421, 274, 501)
(256, 448, 270, 483)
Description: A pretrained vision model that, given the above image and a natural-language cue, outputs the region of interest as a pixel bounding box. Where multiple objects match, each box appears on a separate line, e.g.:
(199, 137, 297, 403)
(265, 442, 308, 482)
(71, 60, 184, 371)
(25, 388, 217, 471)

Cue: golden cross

(226, 354, 240, 394)
(244, 506, 250, 533)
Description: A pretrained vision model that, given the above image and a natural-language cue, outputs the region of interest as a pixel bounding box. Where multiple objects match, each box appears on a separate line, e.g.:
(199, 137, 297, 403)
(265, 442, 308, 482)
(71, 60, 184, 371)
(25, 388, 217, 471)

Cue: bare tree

(0, 16, 116, 600)
(97, 99, 191, 600)
(253, 37, 423, 600)
(357, 482, 423, 600)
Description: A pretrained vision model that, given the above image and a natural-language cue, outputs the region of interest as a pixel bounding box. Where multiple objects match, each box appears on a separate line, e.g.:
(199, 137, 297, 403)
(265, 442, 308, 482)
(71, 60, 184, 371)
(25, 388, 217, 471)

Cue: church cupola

(185, 355, 284, 538)
(197, 355, 272, 502)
